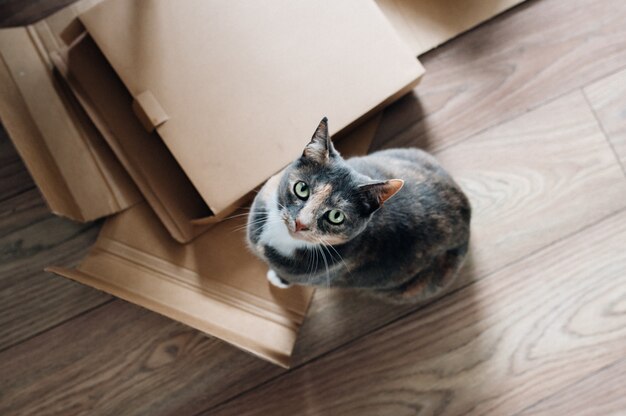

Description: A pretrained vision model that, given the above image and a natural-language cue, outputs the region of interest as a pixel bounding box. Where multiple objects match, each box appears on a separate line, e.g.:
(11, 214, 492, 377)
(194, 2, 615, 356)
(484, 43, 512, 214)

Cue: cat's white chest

(259, 199, 314, 257)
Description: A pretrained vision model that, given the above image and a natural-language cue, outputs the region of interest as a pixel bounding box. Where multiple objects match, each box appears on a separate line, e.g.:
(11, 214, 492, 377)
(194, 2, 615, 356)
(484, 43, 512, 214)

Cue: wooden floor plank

(0, 301, 281, 415)
(373, 0, 626, 153)
(207, 209, 626, 416)
(0, 182, 109, 351)
(583, 68, 626, 175)
(2, 85, 625, 415)
(0, 127, 36, 203)
(516, 358, 626, 416)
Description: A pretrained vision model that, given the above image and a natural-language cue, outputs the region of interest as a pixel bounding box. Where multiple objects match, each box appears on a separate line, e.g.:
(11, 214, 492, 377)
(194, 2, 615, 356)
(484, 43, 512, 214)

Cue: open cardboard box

(0, 0, 526, 366)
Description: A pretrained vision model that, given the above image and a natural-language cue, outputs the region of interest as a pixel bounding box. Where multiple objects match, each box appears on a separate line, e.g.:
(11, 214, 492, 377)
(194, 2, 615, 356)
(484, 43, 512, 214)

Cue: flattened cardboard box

(79, 0, 425, 218)
(49, 203, 313, 368)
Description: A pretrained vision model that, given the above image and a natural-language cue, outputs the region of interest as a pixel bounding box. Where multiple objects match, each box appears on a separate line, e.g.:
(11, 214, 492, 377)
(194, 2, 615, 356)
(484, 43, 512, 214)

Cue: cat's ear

(302, 117, 337, 164)
(358, 179, 405, 213)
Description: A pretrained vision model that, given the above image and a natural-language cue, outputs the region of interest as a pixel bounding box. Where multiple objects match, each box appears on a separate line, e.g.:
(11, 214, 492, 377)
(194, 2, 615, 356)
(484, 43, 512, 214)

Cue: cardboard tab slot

(132, 91, 169, 132)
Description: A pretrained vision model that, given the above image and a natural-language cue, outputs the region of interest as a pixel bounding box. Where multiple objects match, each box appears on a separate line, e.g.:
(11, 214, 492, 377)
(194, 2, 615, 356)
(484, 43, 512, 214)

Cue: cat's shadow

(369, 91, 432, 153)
(290, 248, 486, 410)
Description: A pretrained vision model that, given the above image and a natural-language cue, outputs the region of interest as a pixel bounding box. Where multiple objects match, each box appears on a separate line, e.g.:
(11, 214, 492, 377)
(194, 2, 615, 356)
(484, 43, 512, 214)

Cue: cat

(246, 117, 471, 302)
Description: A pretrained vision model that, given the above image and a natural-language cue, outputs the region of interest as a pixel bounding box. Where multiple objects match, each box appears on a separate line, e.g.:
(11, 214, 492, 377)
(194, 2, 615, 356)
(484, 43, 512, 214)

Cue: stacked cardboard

(0, 0, 525, 366)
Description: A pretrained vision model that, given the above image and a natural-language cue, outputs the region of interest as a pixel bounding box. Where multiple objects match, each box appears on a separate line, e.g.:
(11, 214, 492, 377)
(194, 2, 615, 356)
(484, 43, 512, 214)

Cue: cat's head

(276, 117, 404, 246)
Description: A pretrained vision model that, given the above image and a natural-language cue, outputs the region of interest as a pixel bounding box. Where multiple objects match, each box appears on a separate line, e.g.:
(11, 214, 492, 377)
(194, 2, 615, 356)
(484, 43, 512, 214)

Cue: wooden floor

(2, 0, 626, 414)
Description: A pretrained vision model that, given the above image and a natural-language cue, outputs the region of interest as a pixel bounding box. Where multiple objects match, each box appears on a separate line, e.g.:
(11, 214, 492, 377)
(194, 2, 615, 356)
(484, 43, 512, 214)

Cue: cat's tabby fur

(247, 118, 470, 302)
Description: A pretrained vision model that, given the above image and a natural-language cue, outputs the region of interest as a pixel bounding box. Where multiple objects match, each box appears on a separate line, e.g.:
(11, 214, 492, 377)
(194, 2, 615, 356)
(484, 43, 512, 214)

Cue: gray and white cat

(247, 118, 471, 302)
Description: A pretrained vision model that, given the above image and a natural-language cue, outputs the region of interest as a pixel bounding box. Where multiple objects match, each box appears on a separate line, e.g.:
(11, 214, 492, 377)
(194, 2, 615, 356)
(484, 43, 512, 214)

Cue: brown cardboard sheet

(49, 202, 313, 368)
(0, 25, 140, 221)
(80, 0, 425, 216)
(48, 115, 381, 367)
(376, 0, 526, 56)
(54, 34, 214, 243)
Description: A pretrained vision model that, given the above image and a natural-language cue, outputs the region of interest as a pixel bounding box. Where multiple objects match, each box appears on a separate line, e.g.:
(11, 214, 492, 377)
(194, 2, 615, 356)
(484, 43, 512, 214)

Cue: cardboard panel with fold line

(79, 0, 425, 218)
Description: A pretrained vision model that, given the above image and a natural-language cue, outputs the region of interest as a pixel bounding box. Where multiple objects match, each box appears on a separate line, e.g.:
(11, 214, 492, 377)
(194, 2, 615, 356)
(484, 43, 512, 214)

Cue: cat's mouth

(284, 219, 317, 243)
(288, 228, 316, 242)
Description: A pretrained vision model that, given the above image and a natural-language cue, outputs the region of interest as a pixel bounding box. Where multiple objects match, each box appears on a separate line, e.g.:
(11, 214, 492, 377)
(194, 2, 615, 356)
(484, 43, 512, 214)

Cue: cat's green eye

(294, 181, 309, 200)
(327, 209, 345, 225)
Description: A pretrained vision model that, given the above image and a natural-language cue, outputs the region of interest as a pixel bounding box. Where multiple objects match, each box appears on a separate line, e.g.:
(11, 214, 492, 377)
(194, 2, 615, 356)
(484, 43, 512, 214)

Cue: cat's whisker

(231, 217, 280, 233)
(313, 237, 331, 288)
(305, 246, 316, 282)
(312, 246, 320, 283)
(320, 236, 351, 276)
(222, 211, 255, 221)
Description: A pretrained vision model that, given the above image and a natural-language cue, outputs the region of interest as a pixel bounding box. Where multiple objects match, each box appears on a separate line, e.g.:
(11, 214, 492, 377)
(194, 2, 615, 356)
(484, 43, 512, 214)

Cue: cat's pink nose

(295, 219, 309, 232)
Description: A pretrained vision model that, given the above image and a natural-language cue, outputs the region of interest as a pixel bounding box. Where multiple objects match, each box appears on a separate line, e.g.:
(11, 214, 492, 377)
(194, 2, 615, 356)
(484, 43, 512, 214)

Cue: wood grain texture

(0, 135, 109, 351)
(0, 127, 35, 202)
(0, 0, 79, 27)
(0, 301, 282, 415)
(517, 358, 626, 416)
(373, 0, 626, 153)
(584, 68, 626, 175)
(207, 209, 626, 416)
(0, 186, 108, 351)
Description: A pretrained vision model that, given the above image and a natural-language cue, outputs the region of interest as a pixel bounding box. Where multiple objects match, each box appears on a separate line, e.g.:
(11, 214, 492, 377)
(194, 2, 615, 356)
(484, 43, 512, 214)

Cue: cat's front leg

(266, 269, 291, 288)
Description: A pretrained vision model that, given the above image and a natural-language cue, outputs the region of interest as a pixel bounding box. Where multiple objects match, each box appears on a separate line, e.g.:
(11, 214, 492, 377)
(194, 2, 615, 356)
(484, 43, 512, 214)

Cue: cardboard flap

(375, 0, 526, 56)
(80, 0, 424, 216)
(132, 91, 169, 132)
(49, 203, 314, 368)
(0, 26, 141, 221)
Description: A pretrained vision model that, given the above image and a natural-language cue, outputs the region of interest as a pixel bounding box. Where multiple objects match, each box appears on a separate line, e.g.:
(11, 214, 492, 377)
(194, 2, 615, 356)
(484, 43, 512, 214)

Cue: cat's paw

(267, 269, 291, 289)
